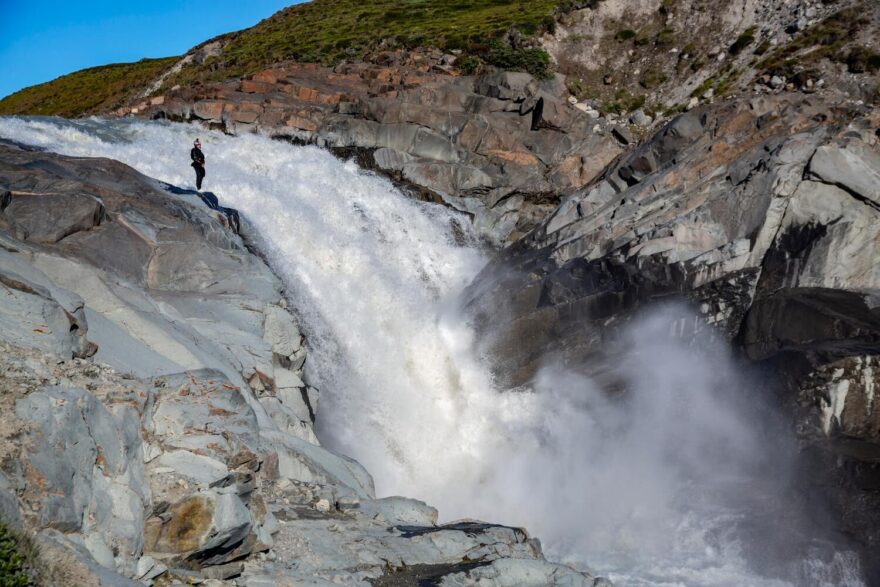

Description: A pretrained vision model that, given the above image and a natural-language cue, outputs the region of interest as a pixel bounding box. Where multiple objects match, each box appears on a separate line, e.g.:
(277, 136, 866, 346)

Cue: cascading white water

(0, 117, 865, 586)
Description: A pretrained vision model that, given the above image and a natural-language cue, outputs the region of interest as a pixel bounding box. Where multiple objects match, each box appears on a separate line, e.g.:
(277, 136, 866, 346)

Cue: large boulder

(15, 385, 147, 576)
(2, 192, 104, 244)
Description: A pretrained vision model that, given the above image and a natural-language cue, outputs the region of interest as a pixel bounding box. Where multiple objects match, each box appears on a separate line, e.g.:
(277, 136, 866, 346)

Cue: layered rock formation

(463, 94, 880, 580)
(0, 142, 606, 586)
(130, 55, 624, 245)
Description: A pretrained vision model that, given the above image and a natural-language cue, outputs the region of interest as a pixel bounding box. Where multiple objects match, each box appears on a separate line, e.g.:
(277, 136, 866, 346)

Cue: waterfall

(0, 116, 863, 587)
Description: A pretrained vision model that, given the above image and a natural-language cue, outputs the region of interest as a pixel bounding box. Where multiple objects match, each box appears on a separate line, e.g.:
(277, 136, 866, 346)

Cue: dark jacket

(191, 147, 205, 167)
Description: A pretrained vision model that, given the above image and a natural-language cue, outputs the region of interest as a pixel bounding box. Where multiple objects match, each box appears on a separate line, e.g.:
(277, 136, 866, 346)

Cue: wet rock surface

(0, 144, 605, 585)
(463, 94, 880, 581)
(128, 54, 623, 246)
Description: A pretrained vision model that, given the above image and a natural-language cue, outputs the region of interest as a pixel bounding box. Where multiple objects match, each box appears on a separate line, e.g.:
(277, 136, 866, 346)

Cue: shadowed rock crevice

(463, 94, 880, 581)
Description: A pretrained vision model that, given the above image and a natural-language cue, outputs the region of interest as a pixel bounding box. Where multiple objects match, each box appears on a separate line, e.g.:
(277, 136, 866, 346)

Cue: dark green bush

(0, 523, 33, 587)
(603, 89, 646, 114)
(457, 54, 484, 75)
(615, 29, 637, 41)
(484, 39, 553, 78)
(656, 28, 676, 45)
(846, 46, 880, 73)
(754, 39, 771, 55)
(730, 26, 757, 55)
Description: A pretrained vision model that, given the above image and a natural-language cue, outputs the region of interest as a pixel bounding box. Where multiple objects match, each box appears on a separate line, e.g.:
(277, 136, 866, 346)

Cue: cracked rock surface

(0, 143, 604, 586)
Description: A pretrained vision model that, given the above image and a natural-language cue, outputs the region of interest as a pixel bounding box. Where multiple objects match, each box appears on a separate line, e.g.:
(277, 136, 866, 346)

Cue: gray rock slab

(3, 192, 104, 244)
(810, 142, 880, 205)
(357, 497, 438, 526)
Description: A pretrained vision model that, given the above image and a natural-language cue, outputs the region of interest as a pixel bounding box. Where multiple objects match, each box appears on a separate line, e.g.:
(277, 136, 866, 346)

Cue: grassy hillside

(169, 0, 563, 85)
(0, 1, 570, 117)
(0, 57, 178, 117)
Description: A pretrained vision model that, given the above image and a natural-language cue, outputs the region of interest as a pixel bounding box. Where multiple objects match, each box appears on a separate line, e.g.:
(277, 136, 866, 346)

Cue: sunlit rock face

(1, 98, 876, 584)
(0, 122, 605, 586)
(463, 94, 880, 581)
(132, 60, 625, 246)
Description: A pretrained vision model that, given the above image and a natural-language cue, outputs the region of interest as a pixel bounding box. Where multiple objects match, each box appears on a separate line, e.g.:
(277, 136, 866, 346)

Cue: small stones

(629, 110, 653, 126)
(611, 125, 635, 146)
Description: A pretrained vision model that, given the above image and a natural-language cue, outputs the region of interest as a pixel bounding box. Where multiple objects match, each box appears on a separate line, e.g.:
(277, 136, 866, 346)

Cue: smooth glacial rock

(810, 142, 880, 205)
(357, 496, 439, 526)
(0, 140, 606, 587)
(440, 558, 606, 587)
(263, 304, 302, 356)
(15, 386, 147, 576)
(2, 192, 104, 244)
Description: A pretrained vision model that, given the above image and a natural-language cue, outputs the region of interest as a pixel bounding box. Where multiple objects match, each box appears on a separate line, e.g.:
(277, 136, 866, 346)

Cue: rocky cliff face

(0, 142, 607, 586)
(462, 93, 880, 580)
(126, 55, 626, 246)
(544, 0, 880, 112)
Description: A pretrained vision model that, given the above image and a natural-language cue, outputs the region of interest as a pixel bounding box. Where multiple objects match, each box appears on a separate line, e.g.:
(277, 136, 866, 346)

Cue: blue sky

(0, 1, 303, 99)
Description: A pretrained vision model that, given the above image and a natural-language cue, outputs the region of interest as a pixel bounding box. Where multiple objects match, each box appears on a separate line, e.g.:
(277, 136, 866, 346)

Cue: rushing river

(0, 116, 865, 586)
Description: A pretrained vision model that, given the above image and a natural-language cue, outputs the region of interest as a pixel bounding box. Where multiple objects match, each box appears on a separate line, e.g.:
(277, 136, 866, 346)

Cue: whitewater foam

(0, 116, 863, 586)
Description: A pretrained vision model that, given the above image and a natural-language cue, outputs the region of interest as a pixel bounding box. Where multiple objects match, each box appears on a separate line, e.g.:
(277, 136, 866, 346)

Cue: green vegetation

(0, 523, 34, 587)
(479, 39, 553, 78)
(640, 65, 668, 89)
(602, 88, 646, 114)
(3, 0, 576, 116)
(729, 26, 757, 55)
(567, 77, 597, 100)
(690, 65, 741, 98)
(169, 0, 565, 85)
(655, 27, 676, 45)
(756, 6, 869, 76)
(615, 29, 637, 41)
(845, 46, 880, 73)
(456, 54, 483, 75)
(754, 39, 771, 55)
(0, 57, 177, 117)
(663, 102, 688, 116)
(659, 0, 677, 15)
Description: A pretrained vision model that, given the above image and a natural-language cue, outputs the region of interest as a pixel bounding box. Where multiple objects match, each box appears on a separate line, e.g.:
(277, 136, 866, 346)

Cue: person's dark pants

(193, 164, 205, 190)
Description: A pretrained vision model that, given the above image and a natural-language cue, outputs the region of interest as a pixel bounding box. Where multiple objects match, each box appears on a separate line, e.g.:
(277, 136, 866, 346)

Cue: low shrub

(729, 26, 757, 55)
(845, 46, 880, 73)
(456, 54, 484, 75)
(0, 523, 34, 587)
(640, 66, 668, 89)
(483, 39, 553, 79)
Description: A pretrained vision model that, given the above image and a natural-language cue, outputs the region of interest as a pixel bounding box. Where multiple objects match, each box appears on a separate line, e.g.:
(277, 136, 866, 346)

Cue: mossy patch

(157, 495, 214, 554)
(0, 522, 33, 587)
(602, 89, 646, 114)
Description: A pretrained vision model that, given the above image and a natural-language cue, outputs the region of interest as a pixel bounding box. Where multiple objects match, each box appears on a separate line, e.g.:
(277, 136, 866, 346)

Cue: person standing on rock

(191, 139, 206, 191)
